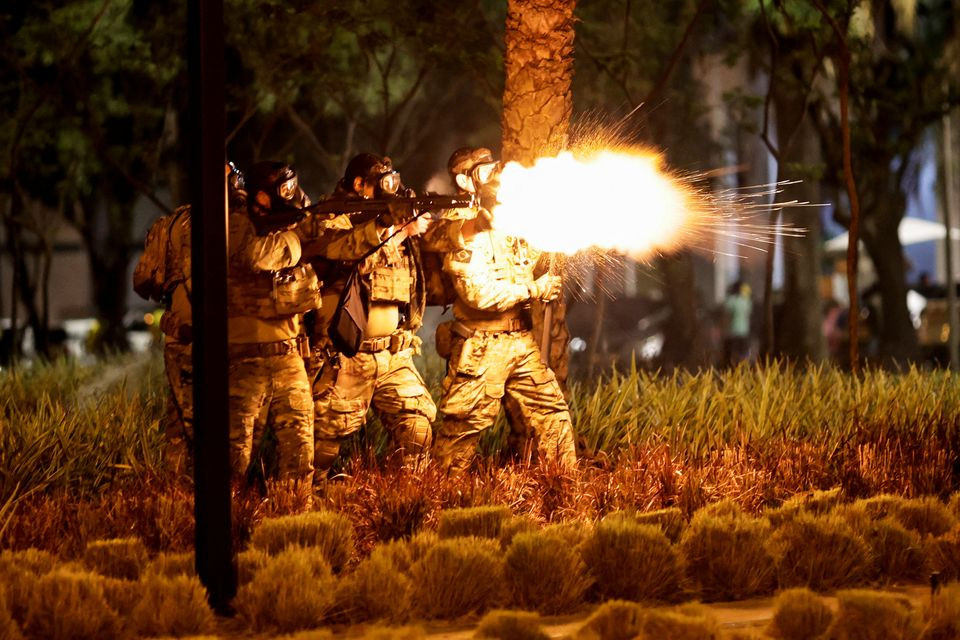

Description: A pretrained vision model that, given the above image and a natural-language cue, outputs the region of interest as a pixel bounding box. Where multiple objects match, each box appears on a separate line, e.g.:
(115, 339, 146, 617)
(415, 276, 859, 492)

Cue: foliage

(861, 518, 927, 583)
(580, 518, 681, 602)
(768, 513, 869, 590)
(81, 537, 149, 580)
(438, 505, 515, 540)
(234, 546, 337, 633)
(767, 488, 845, 527)
(410, 537, 505, 619)
(359, 626, 427, 640)
(920, 583, 960, 640)
(639, 607, 721, 639)
(334, 552, 412, 623)
(249, 510, 355, 571)
(504, 529, 592, 614)
(369, 531, 439, 575)
(679, 509, 775, 601)
(924, 525, 960, 581)
(822, 590, 920, 640)
(144, 551, 195, 578)
(21, 569, 121, 640)
(605, 508, 685, 543)
(767, 588, 833, 640)
(0, 585, 22, 640)
(573, 600, 646, 640)
(475, 610, 549, 640)
(129, 573, 214, 637)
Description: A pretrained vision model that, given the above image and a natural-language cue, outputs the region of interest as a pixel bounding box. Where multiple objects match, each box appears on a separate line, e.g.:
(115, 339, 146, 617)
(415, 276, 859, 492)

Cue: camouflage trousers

(162, 340, 193, 473)
(310, 336, 436, 471)
(434, 329, 576, 473)
(228, 350, 314, 482)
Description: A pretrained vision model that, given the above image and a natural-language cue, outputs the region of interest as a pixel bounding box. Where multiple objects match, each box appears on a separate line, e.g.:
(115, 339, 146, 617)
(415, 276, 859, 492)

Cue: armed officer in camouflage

(227, 161, 319, 484)
(133, 163, 247, 472)
(297, 153, 436, 472)
(429, 147, 577, 473)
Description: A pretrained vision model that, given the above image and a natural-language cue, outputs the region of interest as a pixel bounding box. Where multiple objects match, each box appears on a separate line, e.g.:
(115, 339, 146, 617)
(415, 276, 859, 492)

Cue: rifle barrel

(305, 195, 473, 216)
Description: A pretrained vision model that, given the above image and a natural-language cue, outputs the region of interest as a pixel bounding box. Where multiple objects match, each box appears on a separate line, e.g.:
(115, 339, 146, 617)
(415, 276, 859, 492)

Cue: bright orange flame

(492, 149, 699, 258)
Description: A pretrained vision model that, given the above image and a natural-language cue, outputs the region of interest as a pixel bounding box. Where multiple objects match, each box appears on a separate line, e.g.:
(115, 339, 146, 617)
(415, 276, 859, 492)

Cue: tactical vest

(366, 252, 414, 304)
(133, 206, 190, 303)
(227, 263, 321, 319)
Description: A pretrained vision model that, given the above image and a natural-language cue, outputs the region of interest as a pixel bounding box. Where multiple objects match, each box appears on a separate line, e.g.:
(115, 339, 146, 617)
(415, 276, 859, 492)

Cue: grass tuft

(129, 573, 215, 637)
(504, 528, 592, 614)
(580, 517, 681, 602)
(21, 569, 121, 640)
(249, 511, 354, 572)
(81, 537, 149, 580)
(920, 583, 960, 640)
(144, 551, 196, 578)
(888, 497, 957, 538)
(640, 607, 720, 639)
(359, 625, 427, 640)
(475, 610, 549, 640)
(948, 492, 960, 521)
(0, 549, 58, 577)
(679, 509, 775, 601)
(410, 537, 505, 619)
(369, 531, 439, 575)
(924, 525, 960, 581)
(438, 505, 514, 540)
(768, 513, 869, 590)
(334, 552, 412, 623)
(234, 546, 336, 633)
(766, 587, 833, 640)
(823, 589, 920, 640)
(861, 518, 927, 583)
(0, 586, 23, 640)
(767, 488, 844, 527)
(573, 600, 645, 640)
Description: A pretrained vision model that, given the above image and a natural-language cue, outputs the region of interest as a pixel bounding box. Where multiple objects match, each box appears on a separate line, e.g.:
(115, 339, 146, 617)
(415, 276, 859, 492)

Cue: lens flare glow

(492, 149, 701, 258)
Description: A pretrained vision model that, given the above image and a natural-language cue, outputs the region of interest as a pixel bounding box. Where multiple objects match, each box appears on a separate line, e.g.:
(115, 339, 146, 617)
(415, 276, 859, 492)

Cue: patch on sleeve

(452, 249, 472, 263)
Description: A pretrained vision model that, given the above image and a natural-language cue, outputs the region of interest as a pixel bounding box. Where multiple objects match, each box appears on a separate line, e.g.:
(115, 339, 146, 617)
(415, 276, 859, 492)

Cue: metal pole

(944, 108, 959, 370)
(187, 0, 235, 613)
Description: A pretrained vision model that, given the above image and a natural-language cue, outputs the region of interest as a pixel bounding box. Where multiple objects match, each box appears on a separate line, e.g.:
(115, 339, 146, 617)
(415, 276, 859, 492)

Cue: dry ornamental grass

(410, 537, 506, 619)
(766, 588, 833, 640)
(581, 518, 682, 602)
(504, 528, 592, 614)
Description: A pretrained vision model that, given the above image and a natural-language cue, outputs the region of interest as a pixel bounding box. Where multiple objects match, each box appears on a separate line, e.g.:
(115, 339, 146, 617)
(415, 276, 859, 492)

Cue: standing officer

(134, 163, 246, 472)
(227, 161, 318, 484)
(429, 147, 577, 473)
(297, 153, 436, 472)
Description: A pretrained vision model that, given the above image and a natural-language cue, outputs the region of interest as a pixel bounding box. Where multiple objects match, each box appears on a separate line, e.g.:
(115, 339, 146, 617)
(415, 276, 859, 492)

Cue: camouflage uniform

(133, 205, 194, 472)
(227, 210, 317, 482)
(298, 209, 436, 470)
(427, 210, 576, 472)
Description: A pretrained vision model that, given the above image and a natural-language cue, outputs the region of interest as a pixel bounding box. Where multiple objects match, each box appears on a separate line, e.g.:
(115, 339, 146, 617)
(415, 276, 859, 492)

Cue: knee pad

(314, 438, 341, 471)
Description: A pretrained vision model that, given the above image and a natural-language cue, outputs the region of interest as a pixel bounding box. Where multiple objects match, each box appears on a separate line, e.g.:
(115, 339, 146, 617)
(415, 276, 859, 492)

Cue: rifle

(304, 194, 475, 218)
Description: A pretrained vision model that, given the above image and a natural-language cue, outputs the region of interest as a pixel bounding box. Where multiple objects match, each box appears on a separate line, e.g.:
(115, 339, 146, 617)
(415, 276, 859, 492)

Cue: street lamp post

(187, 0, 236, 613)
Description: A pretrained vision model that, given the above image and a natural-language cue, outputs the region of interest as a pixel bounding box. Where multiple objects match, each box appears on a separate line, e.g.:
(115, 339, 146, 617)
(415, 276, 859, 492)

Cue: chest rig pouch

(273, 263, 321, 315)
(366, 253, 413, 304)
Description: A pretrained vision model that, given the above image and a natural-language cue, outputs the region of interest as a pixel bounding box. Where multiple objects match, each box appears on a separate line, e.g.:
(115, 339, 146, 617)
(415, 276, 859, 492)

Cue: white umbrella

(824, 216, 960, 252)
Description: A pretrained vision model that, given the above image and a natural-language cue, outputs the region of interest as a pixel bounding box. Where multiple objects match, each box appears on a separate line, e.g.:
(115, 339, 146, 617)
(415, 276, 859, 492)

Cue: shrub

(766, 588, 833, 640)
(580, 518, 681, 602)
(360, 626, 426, 640)
(438, 505, 514, 540)
(237, 548, 269, 585)
(498, 515, 539, 548)
(504, 529, 592, 614)
(920, 583, 960, 640)
(81, 537, 149, 580)
(410, 537, 505, 619)
(948, 492, 960, 521)
(573, 600, 645, 640)
(768, 488, 844, 527)
(0, 549, 57, 576)
(129, 573, 215, 637)
(249, 511, 355, 572)
(822, 589, 919, 640)
(0, 587, 23, 640)
(699, 499, 744, 519)
(632, 508, 685, 543)
(22, 569, 121, 640)
(925, 525, 960, 581)
(334, 552, 412, 623)
(679, 511, 775, 601)
(234, 547, 336, 633)
(888, 497, 957, 538)
(858, 494, 904, 519)
(0, 566, 35, 626)
(370, 531, 439, 575)
(145, 551, 196, 578)
(768, 514, 869, 590)
(281, 630, 334, 640)
(475, 610, 549, 640)
(640, 608, 720, 639)
(98, 576, 140, 616)
(861, 518, 927, 583)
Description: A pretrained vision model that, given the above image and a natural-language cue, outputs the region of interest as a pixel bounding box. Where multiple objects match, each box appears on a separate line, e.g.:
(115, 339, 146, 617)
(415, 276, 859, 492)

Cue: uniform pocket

(453, 334, 488, 377)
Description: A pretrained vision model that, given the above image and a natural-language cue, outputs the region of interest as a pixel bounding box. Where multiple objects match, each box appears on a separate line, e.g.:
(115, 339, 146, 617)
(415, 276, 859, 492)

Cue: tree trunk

(860, 195, 918, 364)
(773, 95, 825, 361)
(502, 0, 576, 384)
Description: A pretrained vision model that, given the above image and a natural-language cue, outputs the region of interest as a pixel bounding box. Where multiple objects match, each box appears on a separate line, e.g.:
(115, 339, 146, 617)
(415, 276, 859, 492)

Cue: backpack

(133, 205, 189, 303)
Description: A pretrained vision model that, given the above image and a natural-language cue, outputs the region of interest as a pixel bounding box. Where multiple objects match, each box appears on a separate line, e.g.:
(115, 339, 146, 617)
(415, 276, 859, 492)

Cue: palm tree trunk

(502, 0, 576, 385)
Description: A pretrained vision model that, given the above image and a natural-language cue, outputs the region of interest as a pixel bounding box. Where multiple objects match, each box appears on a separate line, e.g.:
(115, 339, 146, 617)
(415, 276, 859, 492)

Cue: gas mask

(246, 162, 308, 235)
(227, 162, 247, 208)
(373, 170, 402, 198)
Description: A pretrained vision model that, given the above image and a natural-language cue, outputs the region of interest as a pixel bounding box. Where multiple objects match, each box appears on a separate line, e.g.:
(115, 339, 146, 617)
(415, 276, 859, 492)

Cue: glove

(377, 200, 415, 228)
(528, 274, 562, 302)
